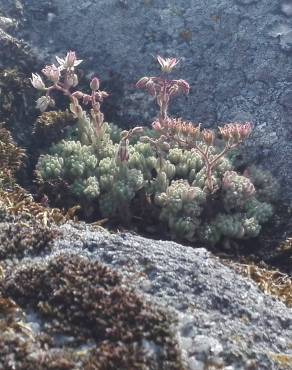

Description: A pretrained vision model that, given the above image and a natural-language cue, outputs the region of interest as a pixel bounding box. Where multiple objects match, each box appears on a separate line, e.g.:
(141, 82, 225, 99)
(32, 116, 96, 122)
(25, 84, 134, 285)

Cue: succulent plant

(32, 52, 278, 245)
(155, 180, 206, 240)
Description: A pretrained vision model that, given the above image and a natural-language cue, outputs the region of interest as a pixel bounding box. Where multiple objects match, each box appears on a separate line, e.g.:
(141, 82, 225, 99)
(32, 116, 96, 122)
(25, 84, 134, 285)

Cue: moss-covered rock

(1, 254, 185, 370)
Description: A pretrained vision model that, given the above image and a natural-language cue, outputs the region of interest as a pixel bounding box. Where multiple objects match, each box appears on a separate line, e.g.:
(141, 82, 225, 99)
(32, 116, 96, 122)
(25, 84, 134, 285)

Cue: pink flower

(42, 64, 60, 83)
(157, 56, 179, 73)
(30, 73, 46, 90)
(56, 51, 83, 70)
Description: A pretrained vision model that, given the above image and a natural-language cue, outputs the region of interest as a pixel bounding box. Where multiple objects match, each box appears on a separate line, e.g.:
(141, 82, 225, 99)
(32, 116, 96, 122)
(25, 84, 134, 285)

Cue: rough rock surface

(2, 0, 291, 201)
(4, 222, 290, 370)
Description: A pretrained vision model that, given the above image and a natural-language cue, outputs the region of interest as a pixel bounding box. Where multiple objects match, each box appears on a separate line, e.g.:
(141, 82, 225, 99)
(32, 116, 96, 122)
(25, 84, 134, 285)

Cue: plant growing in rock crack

(32, 51, 278, 246)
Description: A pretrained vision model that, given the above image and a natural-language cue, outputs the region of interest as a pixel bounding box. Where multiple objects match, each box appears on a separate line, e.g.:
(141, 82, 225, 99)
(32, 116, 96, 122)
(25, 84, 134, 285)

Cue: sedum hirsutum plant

(32, 51, 278, 245)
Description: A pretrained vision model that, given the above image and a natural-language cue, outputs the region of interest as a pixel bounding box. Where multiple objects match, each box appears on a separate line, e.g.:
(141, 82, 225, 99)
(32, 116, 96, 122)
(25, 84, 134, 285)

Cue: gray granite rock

(1, 218, 291, 368)
(46, 222, 291, 369)
(1, 0, 292, 201)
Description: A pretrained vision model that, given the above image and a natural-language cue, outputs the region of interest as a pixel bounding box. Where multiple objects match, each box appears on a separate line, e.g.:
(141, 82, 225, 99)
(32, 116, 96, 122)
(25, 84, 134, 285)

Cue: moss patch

(0, 254, 185, 370)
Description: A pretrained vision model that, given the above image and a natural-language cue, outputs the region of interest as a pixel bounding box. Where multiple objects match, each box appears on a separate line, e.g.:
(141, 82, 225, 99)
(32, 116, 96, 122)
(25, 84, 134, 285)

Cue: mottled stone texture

(2, 0, 292, 201)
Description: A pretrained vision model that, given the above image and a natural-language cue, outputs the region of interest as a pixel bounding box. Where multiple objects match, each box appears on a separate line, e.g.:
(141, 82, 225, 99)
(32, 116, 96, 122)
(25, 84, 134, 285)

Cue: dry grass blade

(233, 263, 292, 307)
(0, 185, 76, 226)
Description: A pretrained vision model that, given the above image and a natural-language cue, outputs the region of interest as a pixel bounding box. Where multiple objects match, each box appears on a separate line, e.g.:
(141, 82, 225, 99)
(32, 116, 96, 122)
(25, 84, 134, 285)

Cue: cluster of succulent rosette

(32, 51, 278, 245)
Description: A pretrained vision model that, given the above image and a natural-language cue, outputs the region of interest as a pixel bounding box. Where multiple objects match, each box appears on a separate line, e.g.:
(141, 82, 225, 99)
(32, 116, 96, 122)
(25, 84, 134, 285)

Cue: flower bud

(131, 126, 144, 135)
(136, 77, 149, 89)
(36, 96, 52, 112)
(143, 79, 156, 96)
(176, 79, 190, 94)
(139, 136, 151, 143)
(66, 72, 78, 87)
(120, 130, 129, 139)
(218, 126, 231, 141)
(82, 94, 92, 105)
(202, 129, 215, 146)
(49, 98, 55, 107)
(90, 77, 100, 91)
(30, 73, 46, 90)
(72, 91, 84, 100)
(116, 139, 129, 163)
(72, 74, 78, 87)
(164, 163, 176, 178)
(168, 84, 180, 97)
(160, 141, 171, 151)
(190, 124, 201, 139)
(152, 120, 162, 131)
(95, 91, 109, 102)
(70, 97, 84, 118)
(66, 51, 77, 67)
(238, 122, 252, 140)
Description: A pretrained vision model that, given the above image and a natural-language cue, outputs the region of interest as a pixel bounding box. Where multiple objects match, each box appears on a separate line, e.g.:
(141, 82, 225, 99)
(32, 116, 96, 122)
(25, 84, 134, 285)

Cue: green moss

(33, 110, 77, 149)
(1, 254, 185, 370)
(0, 217, 56, 259)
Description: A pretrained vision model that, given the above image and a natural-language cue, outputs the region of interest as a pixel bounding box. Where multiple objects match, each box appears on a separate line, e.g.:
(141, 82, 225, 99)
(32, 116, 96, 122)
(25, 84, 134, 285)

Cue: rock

(59, 223, 292, 369)
(17, 222, 292, 369)
(281, 2, 292, 17)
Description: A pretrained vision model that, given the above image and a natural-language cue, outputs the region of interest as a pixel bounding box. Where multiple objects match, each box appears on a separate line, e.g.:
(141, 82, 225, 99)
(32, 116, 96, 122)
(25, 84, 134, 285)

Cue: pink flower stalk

(136, 57, 190, 122)
(31, 50, 108, 114)
(31, 50, 111, 144)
